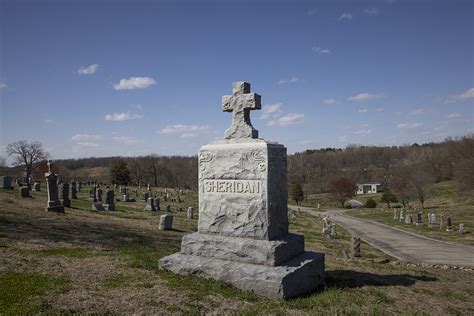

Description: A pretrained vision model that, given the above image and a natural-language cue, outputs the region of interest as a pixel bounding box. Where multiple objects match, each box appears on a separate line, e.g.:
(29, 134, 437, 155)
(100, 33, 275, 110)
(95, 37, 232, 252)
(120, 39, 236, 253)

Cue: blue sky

(0, 0, 473, 160)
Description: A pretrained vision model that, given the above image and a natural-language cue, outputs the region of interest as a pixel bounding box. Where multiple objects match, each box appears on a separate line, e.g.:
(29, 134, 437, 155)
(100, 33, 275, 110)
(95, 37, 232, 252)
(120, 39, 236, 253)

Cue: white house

(356, 182, 382, 195)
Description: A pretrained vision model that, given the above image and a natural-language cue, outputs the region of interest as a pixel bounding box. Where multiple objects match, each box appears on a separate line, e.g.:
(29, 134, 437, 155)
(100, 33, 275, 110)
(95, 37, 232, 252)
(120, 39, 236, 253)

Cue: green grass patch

(0, 272, 68, 315)
(36, 247, 94, 258)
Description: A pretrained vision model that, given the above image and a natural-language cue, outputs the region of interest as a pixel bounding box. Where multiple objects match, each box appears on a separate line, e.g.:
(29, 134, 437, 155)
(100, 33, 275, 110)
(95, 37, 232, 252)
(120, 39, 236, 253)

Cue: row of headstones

(393, 209, 465, 233)
(117, 187, 185, 203)
(89, 184, 115, 211)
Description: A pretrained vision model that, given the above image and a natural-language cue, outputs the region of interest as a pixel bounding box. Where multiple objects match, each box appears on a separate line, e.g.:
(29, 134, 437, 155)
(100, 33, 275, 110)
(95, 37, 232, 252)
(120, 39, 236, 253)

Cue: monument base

(45, 206, 65, 213)
(158, 251, 325, 299)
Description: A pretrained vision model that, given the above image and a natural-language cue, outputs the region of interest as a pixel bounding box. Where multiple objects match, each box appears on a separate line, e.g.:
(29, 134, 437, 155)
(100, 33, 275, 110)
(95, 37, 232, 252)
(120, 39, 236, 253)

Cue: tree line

(2, 135, 473, 201)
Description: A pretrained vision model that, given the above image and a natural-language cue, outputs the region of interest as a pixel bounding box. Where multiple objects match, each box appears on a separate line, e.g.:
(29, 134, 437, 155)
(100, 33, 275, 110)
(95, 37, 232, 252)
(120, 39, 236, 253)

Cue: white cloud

(131, 104, 143, 110)
(307, 8, 318, 15)
(354, 129, 372, 135)
(44, 119, 53, 124)
(339, 13, 353, 21)
(113, 76, 157, 90)
(112, 136, 144, 145)
(408, 108, 426, 115)
(375, 107, 385, 112)
(321, 98, 339, 105)
(105, 112, 144, 121)
(269, 113, 304, 127)
(277, 77, 301, 85)
(364, 7, 379, 15)
(338, 135, 348, 143)
(158, 124, 210, 136)
(77, 64, 99, 75)
(360, 123, 369, 128)
(312, 47, 331, 55)
(445, 87, 474, 103)
(397, 122, 424, 129)
(446, 112, 461, 119)
(77, 142, 100, 147)
(260, 103, 283, 119)
(358, 108, 368, 113)
(347, 92, 384, 102)
(71, 134, 102, 141)
(0, 82, 7, 89)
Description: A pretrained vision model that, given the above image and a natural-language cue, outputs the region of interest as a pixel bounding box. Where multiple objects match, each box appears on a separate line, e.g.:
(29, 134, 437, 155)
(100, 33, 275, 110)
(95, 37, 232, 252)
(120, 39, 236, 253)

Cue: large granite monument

(159, 82, 325, 299)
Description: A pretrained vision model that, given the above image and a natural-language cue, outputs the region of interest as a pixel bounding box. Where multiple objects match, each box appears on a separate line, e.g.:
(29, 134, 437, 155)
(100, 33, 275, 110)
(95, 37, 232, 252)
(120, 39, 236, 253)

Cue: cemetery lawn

(1, 186, 473, 314)
(347, 181, 474, 246)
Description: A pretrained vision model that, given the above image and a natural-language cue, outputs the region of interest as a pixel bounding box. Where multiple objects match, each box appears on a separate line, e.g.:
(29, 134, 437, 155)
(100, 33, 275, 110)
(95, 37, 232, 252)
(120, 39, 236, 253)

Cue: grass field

(1, 185, 473, 314)
(345, 181, 474, 246)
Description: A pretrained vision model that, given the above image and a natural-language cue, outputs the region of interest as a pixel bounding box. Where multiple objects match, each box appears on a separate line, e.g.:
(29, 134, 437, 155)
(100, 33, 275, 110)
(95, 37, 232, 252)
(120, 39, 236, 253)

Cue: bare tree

(6, 141, 48, 187)
(328, 177, 357, 207)
(128, 158, 145, 187)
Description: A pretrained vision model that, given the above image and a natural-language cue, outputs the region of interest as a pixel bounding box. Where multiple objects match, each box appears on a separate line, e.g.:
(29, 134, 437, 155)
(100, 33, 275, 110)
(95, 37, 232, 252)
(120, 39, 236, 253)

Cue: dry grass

(0, 186, 473, 314)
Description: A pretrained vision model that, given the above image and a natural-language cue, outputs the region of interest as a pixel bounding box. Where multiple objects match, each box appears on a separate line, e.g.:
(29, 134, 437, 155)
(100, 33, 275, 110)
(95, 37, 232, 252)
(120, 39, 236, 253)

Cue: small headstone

(352, 236, 361, 257)
(166, 205, 171, 212)
(144, 197, 156, 211)
(71, 184, 78, 199)
(92, 203, 105, 212)
(330, 223, 337, 239)
(154, 198, 161, 211)
(0, 176, 13, 189)
(446, 216, 453, 232)
(19, 186, 30, 197)
(104, 189, 115, 211)
(97, 188, 103, 202)
(393, 209, 398, 220)
(122, 194, 129, 202)
(143, 192, 150, 201)
(399, 210, 404, 222)
(187, 207, 194, 219)
(431, 213, 437, 225)
(405, 214, 412, 224)
(89, 186, 97, 202)
(147, 184, 151, 191)
(77, 182, 81, 192)
(459, 223, 465, 234)
(415, 212, 423, 227)
(59, 183, 71, 208)
(33, 182, 41, 192)
(45, 161, 64, 213)
(439, 213, 444, 229)
(159, 214, 173, 230)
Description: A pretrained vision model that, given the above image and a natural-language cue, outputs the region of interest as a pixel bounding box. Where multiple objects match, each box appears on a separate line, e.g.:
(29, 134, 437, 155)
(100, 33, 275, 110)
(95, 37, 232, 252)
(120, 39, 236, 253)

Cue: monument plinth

(159, 82, 325, 299)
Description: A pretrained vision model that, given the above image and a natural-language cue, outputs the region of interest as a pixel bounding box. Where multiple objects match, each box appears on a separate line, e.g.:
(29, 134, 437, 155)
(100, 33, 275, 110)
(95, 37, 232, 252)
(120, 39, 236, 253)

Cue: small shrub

(365, 198, 377, 208)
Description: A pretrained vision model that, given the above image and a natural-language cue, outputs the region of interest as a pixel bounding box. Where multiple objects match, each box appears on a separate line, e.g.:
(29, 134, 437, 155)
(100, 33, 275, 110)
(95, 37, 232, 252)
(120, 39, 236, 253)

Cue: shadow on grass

(326, 270, 437, 288)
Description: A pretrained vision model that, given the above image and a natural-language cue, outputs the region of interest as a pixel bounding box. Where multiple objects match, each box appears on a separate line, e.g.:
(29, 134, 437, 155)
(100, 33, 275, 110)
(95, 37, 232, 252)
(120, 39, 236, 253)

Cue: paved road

(288, 205, 474, 267)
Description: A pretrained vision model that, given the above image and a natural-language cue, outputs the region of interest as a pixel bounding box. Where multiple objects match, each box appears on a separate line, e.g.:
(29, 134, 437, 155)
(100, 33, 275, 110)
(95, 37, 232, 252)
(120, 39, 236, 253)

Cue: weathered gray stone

(97, 188, 103, 202)
(154, 198, 160, 211)
(122, 194, 129, 202)
(33, 182, 41, 192)
(92, 203, 105, 212)
(159, 82, 324, 299)
(104, 189, 115, 211)
(145, 197, 156, 211)
(45, 161, 64, 213)
(181, 232, 304, 266)
(222, 81, 261, 139)
(71, 184, 77, 199)
(59, 183, 71, 208)
(143, 192, 150, 201)
(0, 176, 13, 189)
(198, 139, 288, 240)
(19, 186, 30, 197)
(159, 214, 173, 230)
(187, 207, 194, 219)
(158, 251, 325, 300)
(344, 199, 364, 209)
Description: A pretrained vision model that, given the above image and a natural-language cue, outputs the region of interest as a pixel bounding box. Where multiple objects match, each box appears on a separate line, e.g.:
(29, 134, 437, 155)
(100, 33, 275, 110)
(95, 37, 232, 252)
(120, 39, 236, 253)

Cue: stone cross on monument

(222, 82, 261, 139)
